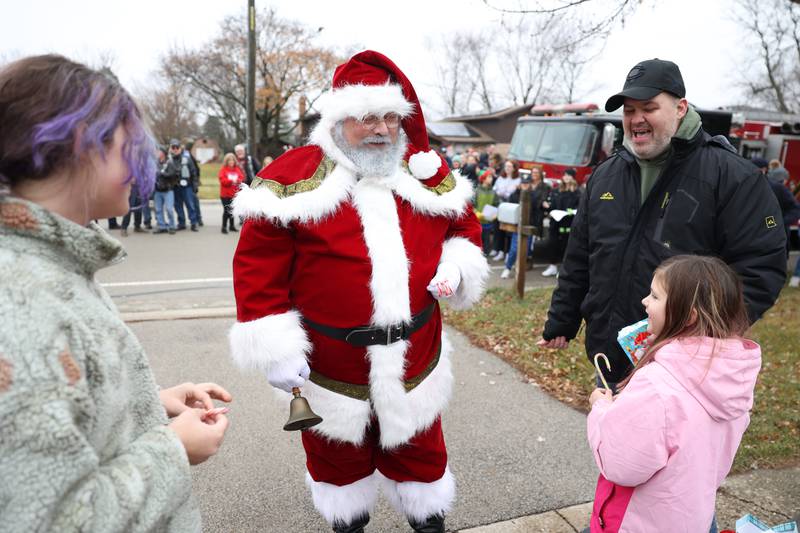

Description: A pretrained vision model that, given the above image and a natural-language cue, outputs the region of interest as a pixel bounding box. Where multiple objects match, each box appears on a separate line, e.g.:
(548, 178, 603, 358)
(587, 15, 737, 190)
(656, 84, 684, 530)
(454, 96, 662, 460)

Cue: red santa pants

(302, 417, 447, 486)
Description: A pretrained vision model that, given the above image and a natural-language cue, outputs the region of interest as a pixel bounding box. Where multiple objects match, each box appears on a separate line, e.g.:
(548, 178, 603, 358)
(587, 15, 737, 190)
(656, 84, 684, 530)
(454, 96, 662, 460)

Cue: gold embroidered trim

(401, 161, 457, 195)
(252, 156, 336, 199)
(308, 345, 441, 401)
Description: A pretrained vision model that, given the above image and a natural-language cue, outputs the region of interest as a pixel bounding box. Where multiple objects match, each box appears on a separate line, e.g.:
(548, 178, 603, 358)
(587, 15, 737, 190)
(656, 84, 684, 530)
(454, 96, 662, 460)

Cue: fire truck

(729, 115, 800, 199)
(507, 102, 732, 185)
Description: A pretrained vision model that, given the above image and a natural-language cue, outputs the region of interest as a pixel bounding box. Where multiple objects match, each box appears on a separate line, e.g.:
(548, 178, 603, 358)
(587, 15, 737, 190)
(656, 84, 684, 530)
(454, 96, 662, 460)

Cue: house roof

(444, 104, 534, 122)
(426, 121, 494, 144)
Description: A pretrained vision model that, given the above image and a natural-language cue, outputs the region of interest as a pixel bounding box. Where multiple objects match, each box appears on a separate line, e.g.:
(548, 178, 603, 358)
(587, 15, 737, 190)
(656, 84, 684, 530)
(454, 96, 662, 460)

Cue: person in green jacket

(0, 54, 231, 532)
(474, 168, 498, 254)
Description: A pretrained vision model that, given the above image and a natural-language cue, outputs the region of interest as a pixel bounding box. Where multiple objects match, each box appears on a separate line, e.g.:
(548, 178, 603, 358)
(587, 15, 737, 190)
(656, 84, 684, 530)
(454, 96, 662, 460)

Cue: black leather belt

(303, 303, 437, 347)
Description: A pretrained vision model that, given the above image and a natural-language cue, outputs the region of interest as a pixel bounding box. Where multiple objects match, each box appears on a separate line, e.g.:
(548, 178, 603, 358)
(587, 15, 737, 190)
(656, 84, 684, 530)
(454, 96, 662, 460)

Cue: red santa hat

(312, 50, 447, 182)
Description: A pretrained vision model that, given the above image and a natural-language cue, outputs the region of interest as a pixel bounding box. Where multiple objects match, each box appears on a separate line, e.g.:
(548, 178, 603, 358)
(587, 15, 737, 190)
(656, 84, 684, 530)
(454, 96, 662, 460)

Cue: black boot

(332, 513, 369, 533)
(222, 214, 228, 234)
(229, 221, 239, 232)
(409, 514, 445, 533)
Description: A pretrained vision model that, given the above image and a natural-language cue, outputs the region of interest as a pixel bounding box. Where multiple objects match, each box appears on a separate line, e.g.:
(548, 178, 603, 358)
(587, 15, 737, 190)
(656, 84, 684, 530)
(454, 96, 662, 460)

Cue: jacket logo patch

(765, 216, 777, 229)
(600, 192, 615, 200)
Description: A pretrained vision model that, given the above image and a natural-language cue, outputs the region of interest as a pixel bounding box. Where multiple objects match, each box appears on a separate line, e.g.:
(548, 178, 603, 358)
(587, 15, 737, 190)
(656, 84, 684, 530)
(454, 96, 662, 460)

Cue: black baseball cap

(605, 59, 686, 112)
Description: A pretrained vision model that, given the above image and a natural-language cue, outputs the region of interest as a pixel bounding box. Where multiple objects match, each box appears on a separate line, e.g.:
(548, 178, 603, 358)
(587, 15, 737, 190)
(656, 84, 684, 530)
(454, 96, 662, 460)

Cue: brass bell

(283, 387, 323, 431)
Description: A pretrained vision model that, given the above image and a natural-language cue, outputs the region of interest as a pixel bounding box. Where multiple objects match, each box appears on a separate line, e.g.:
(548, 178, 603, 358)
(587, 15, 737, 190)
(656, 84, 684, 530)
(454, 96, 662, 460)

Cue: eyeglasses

(357, 113, 402, 130)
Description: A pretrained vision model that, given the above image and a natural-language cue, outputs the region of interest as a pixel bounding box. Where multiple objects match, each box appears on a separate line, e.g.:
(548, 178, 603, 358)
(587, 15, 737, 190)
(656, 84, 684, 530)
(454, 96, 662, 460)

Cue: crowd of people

(442, 145, 582, 280)
(0, 50, 797, 533)
(109, 141, 270, 236)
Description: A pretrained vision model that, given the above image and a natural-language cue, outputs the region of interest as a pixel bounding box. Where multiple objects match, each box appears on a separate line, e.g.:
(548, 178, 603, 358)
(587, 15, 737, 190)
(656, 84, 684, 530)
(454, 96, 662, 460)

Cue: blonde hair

(222, 152, 236, 166)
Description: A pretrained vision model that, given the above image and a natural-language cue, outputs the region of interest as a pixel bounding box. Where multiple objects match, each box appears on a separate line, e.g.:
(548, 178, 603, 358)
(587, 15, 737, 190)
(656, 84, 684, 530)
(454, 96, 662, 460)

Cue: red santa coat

(229, 144, 489, 449)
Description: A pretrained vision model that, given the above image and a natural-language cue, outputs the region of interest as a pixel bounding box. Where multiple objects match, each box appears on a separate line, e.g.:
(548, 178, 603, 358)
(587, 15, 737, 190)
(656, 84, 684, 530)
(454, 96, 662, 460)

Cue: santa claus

(228, 50, 489, 533)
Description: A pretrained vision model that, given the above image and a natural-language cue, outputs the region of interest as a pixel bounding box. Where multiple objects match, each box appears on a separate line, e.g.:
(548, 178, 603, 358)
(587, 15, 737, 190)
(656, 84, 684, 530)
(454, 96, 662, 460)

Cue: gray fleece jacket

(0, 197, 200, 532)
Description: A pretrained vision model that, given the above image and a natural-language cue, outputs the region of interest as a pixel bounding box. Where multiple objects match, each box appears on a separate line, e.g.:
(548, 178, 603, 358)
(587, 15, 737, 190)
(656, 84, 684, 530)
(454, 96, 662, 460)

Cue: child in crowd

(474, 167, 498, 255)
(0, 55, 231, 531)
(218, 152, 244, 234)
(490, 160, 521, 262)
(586, 255, 760, 533)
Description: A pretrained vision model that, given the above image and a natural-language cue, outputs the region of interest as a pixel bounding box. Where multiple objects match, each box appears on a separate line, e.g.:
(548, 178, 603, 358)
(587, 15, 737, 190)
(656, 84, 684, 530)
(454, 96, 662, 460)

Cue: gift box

(617, 318, 649, 365)
(732, 514, 798, 533)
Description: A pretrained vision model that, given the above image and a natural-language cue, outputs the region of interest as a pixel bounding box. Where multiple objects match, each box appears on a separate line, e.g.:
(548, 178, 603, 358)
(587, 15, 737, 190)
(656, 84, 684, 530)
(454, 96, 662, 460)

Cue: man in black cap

(538, 59, 786, 388)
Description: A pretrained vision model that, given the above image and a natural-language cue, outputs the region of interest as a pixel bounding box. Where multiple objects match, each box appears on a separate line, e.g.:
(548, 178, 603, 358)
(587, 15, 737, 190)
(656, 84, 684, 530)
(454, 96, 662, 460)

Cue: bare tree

(499, 15, 561, 106)
(482, 0, 640, 42)
(160, 7, 343, 157)
(463, 30, 498, 112)
(428, 33, 476, 115)
(734, 0, 800, 113)
(136, 77, 199, 146)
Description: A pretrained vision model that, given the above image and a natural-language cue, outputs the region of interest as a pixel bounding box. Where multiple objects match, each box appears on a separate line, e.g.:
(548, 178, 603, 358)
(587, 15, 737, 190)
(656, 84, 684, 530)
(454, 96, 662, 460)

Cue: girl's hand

(159, 382, 232, 417)
(589, 387, 613, 406)
(168, 408, 229, 465)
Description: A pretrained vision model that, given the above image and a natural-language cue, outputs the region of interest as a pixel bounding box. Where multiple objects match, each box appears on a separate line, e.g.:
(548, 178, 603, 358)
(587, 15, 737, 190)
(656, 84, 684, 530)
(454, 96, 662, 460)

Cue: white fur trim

(270, 314, 454, 449)
(408, 150, 442, 180)
(318, 83, 414, 124)
(438, 237, 490, 310)
(380, 466, 456, 522)
(351, 180, 456, 448)
(231, 163, 355, 224)
(273, 379, 372, 445)
(366, 332, 454, 449)
(228, 310, 311, 372)
(351, 179, 412, 325)
(306, 470, 379, 525)
(393, 170, 475, 218)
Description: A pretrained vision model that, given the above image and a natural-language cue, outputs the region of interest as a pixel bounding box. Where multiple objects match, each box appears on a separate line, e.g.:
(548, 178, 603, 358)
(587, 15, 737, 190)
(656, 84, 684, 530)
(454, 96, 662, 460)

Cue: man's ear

(676, 98, 689, 120)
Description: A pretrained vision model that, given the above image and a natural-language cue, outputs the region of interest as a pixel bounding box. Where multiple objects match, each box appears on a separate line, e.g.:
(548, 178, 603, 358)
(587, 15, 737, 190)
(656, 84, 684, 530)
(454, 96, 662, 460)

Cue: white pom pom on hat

(408, 150, 442, 180)
(316, 50, 446, 181)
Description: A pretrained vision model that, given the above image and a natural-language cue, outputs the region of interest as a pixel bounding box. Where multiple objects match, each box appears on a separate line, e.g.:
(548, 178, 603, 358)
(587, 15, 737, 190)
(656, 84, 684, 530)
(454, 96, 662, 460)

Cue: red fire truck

(729, 116, 800, 199)
(508, 102, 732, 185)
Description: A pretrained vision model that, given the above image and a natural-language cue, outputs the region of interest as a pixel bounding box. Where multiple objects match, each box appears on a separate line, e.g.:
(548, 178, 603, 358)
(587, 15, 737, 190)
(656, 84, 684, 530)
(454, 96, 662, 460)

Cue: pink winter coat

(587, 337, 761, 532)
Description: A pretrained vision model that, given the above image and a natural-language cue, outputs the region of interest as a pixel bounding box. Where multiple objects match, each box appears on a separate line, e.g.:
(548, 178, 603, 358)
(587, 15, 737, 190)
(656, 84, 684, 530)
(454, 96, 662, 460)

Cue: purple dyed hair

(0, 55, 156, 198)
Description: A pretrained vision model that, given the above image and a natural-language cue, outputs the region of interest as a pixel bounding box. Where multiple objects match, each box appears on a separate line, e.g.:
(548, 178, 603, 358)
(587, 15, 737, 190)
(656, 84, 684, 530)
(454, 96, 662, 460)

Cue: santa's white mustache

(361, 135, 391, 145)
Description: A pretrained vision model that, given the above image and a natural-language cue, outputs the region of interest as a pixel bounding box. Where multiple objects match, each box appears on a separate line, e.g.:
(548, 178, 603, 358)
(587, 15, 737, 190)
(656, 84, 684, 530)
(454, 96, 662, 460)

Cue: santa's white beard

(333, 125, 407, 178)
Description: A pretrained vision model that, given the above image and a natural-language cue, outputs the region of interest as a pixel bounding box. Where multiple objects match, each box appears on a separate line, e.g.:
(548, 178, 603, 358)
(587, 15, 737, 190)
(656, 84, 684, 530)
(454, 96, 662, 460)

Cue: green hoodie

(624, 105, 702, 205)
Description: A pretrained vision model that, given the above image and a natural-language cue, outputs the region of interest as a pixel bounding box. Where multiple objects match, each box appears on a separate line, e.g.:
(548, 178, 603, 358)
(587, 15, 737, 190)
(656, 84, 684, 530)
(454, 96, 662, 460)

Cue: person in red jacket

(218, 153, 243, 234)
(228, 51, 489, 533)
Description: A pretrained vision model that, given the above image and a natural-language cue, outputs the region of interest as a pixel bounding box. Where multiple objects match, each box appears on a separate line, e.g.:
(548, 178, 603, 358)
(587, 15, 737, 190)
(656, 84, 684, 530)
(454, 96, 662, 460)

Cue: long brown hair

(618, 255, 750, 389)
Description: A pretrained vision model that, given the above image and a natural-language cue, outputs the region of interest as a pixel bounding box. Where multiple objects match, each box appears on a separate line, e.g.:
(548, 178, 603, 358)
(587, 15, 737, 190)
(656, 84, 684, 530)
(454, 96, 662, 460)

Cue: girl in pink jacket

(586, 255, 761, 532)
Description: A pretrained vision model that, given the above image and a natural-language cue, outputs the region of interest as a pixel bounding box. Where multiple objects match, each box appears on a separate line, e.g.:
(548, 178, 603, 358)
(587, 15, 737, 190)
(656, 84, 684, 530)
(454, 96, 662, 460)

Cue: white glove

(266, 356, 311, 393)
(427, 261, 461, 300)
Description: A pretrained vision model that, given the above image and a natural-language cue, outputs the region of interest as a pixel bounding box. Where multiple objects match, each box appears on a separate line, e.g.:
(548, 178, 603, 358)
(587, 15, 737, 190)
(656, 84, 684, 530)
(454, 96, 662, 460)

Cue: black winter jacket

(543, 129, 787, 382)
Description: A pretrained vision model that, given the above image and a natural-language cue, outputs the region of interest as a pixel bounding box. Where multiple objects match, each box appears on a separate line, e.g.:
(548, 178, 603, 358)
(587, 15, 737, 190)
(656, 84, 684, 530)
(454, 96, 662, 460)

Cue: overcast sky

(1, 0, 744, 119)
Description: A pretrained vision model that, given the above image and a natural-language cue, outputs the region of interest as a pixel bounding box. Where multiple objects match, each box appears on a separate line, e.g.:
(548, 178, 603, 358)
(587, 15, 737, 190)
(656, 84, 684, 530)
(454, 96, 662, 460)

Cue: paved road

(133, 319, 597, 532)
(97, 201, 595, 531)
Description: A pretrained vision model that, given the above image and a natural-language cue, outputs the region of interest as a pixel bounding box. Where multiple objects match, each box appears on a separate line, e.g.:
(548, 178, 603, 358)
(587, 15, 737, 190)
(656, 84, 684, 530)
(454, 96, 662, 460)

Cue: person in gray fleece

(0, 55, 231, 532)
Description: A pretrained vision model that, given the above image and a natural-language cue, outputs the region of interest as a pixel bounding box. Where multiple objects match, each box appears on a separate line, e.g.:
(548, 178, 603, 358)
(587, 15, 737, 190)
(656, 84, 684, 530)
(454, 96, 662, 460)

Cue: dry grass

(443, 286, 800, 473)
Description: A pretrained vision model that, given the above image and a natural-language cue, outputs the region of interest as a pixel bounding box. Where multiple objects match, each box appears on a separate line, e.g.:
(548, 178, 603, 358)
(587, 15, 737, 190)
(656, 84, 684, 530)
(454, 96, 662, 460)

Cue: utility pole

(247, 0, 257, 159)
